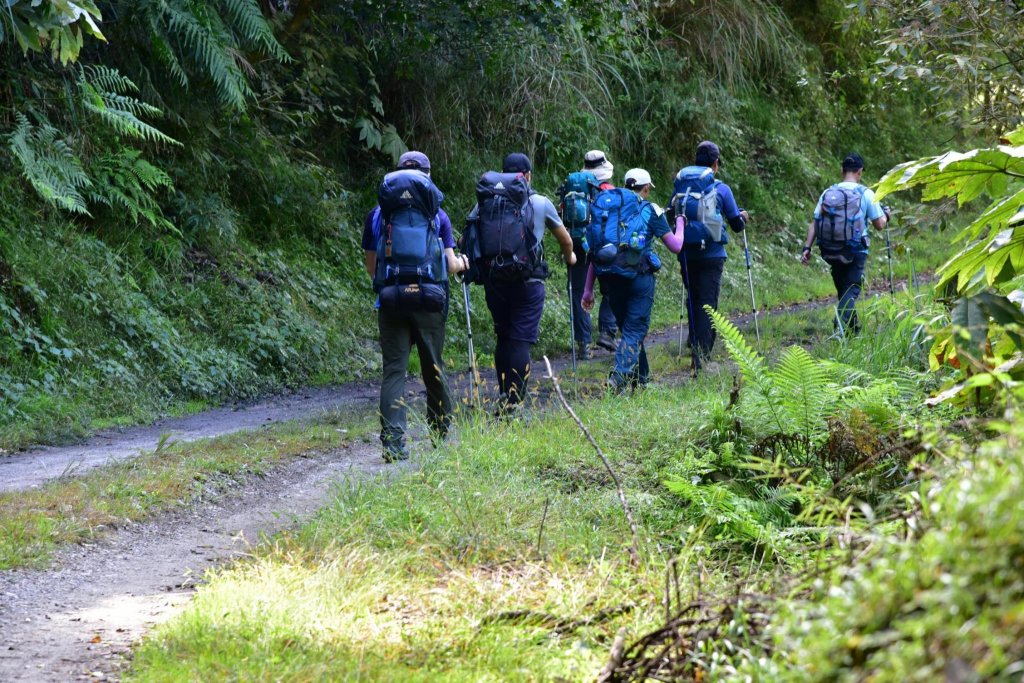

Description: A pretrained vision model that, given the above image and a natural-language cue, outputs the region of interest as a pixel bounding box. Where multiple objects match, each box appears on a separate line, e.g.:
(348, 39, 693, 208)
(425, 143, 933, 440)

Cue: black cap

(842, 153, 865, 171)
(695, 140, 721, 167)
(502, 152, 532, 174)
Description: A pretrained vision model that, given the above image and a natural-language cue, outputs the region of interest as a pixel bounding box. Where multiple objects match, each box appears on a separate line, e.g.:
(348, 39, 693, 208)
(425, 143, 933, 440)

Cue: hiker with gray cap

(362, 150, 469, 461)
(670, 140, 750, 373)
(801, 152, 890, 335)
(462, 152, 576, 416)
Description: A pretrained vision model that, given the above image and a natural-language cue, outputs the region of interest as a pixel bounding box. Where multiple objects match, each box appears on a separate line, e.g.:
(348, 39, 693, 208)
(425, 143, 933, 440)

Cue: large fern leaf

(708, 306, 787, 432)
(8, 114, 92, 215)
(79, 66, 179, 145)
(774, 345, 832, 441)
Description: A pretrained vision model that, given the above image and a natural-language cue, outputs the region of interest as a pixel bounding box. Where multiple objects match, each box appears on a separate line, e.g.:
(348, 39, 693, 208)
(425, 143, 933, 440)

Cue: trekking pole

(461, 278, 481, 408)
(741, 228, 761, 346)
(674, 196, 694, 359)
(567, 263, 578, 393)
(883, 206, 896, 299)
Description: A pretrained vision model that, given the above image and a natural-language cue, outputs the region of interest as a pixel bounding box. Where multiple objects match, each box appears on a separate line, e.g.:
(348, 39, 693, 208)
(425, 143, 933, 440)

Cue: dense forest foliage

(0, 0, 970, 447)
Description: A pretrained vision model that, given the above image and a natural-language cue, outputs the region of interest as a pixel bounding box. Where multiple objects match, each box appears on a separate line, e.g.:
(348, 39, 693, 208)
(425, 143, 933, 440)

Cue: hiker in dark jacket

(801, 153, 890, 334)
(581, 168, 684, 390)
(362, 151, 468, 462)
(672, 141, 749, 372)
(465, 153, 576, 415)
(576, 150, 619, 355)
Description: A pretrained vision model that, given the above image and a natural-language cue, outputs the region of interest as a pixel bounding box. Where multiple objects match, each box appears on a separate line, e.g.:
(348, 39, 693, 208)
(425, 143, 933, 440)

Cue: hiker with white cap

(362, 151, 469, 461)
(581, 150, 621, 353)
(581, 168, 684, 390)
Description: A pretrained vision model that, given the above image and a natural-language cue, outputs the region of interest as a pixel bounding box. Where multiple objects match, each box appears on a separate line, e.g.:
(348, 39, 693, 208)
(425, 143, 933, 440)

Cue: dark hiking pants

(830, 253, 867, 335)
(378, 306, 453, 451)
(602, 273, 655, 388)
(484, 279, 545, 407)
(681, 257, 725, 370)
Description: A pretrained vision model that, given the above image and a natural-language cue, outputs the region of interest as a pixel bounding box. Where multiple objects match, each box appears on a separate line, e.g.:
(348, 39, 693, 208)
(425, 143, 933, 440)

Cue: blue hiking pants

(601, 273, 655, 387)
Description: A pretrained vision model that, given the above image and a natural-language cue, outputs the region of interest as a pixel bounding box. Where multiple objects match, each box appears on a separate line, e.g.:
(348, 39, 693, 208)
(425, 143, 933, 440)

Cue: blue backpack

(673, 166, 726, 247)
(373, 170, 447, 311)
(586, 188, 652, 278)
(559, 171, 600, 246)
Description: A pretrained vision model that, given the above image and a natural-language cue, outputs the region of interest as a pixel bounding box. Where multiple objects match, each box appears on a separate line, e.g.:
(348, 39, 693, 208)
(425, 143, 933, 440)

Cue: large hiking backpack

(465, 171, 542, 283)
(816, 184, 867, 265)
(559, 171, 600, 247)
(673, 166, 725, 247)
(586, 188, 652, 279)
(373, 170, 447, 312)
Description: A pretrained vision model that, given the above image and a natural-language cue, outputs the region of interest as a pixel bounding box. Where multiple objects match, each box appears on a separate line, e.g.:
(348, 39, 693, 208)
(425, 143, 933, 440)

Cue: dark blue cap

(695, 140, 720, 167)
(842, 153, 865, 171)
(502, 152, 532, 174)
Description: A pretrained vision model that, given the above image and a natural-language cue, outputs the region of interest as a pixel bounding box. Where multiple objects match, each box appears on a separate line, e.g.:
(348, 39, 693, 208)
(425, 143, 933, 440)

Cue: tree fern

(8, 113, 92, 215)
(78, 65, 179, 145)
(132, 0, 288, 110)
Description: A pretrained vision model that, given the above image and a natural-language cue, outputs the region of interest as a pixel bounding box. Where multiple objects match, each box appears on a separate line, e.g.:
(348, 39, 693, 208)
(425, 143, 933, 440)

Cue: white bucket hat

(582, 149, 614, 182)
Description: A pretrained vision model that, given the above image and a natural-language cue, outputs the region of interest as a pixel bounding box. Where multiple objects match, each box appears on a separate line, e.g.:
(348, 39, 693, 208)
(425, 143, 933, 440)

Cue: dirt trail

(0, 442, 387, 681)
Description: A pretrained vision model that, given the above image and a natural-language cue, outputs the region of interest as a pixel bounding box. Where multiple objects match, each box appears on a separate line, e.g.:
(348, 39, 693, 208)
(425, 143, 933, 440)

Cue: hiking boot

(596, 331, 617, 351)
(382, 443, 410, 463)
(576, 342, 593, 360)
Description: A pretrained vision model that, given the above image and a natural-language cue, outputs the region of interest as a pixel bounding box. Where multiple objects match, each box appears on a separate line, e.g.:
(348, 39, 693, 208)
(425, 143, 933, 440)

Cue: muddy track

(0, 279, 919, 494)
(0, 442, 389, 681)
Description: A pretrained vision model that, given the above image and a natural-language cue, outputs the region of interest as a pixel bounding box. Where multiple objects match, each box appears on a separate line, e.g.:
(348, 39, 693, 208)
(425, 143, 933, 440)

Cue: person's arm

(801, 221, 816, 264)
(364, 251, 376, 279)
(581, 263, 597, 311)
(446, 248, 469, 274)
(717, 184, 747, 232)
(540, 197, 576, 265)
(551, 225, 577, 265)
(654, 207, 683, 254)
(362, 208, 379, 279)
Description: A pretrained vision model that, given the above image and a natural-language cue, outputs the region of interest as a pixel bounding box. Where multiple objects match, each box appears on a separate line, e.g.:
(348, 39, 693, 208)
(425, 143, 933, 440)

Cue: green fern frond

(9, 114, 92, 215)
(708, 306, 787, 432)
(218, 0, 289, 60)
(79, 66, 179, 145)
(774, 345, 832, 441)
(87, 150, 177, 233)
(165, 1, 251, 109)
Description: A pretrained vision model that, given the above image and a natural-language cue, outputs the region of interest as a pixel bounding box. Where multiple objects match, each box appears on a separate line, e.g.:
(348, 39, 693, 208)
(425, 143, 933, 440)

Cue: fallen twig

(543, 356, 641, 565)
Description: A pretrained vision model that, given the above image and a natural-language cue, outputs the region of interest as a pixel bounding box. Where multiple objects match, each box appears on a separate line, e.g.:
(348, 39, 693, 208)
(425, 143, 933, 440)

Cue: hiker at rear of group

(800, 152, 890, 336)
(363, 151, 469, 463)
(670, 140, 750, 373)
(581, 168, 683, 392)
(561, 150, 618, 359)
(462, 152, 576, 416)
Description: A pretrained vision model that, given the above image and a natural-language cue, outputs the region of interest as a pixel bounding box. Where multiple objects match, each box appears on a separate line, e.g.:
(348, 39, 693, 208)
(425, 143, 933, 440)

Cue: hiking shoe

(576, 342, 593, 360)
(596, 331, 617, 351)
(382, 444, 410, 463)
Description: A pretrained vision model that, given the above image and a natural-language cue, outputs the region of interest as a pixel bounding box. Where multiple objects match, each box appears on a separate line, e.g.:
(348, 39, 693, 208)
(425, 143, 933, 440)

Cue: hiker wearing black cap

(581, 168, 684, 390)
(363, 151, 469, 461)
(462, 152, 576, 415)
(671, 141, 750, 372)
(801, 153, 890, 335)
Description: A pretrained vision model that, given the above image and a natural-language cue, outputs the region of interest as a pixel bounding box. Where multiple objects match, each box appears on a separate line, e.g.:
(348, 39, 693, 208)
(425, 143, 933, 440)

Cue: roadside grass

(126, 300, 939, 681)
(0, 407, 376, 571)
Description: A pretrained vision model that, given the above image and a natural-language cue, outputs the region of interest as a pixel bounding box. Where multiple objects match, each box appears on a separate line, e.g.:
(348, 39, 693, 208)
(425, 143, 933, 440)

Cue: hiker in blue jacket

(801, 153, 890, 334)
(672, 141, 749, 372)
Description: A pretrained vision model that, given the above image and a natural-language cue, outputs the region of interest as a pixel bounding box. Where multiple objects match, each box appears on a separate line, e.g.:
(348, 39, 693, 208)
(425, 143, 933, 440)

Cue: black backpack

(816, 184, 867, 265)
(372, 170, 447, 312)
(464, 171, 543, 283)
